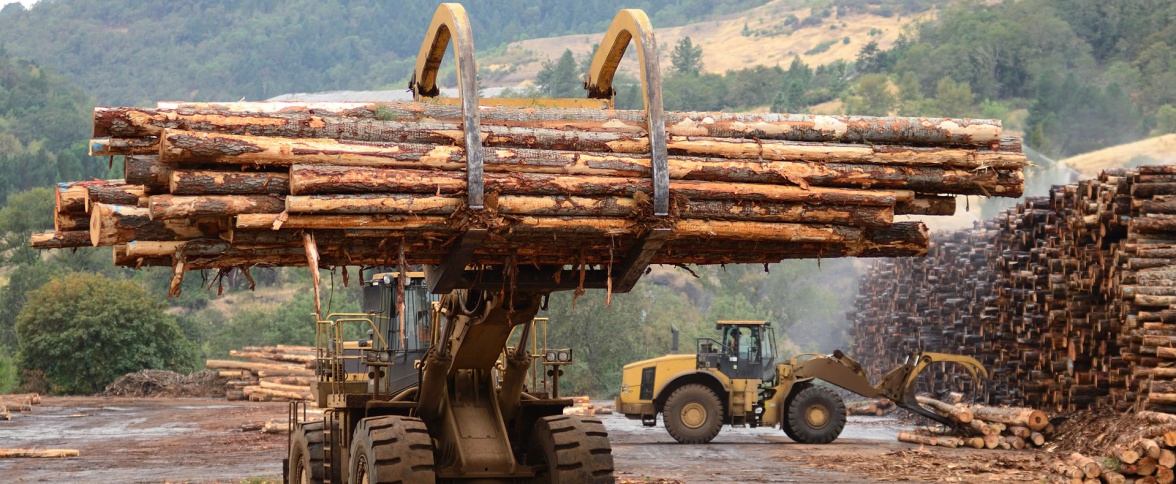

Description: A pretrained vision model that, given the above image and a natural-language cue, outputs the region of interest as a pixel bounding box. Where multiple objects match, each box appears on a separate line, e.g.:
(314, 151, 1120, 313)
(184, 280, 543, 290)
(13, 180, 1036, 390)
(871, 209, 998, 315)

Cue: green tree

(1157, 104, 1176, 135)
(0, 187, 54, 265)
(16, 273, 198, 394)
(535, 49, 581, 98)
(670, 37, 704, 75)
(931, 77, 975, 117)
(845, 74, 895, 116)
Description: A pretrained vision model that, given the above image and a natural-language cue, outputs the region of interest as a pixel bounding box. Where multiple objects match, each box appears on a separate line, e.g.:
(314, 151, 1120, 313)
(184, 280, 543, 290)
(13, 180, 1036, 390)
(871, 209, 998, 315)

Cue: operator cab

(697, 320, 777, 381)
(360, 272, 440, 392)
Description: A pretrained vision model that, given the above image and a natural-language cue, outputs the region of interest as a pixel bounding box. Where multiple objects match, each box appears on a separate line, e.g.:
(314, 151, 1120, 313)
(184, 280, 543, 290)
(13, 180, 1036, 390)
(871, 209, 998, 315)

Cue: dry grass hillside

(1061, 135, 1176, 177)
(481, 0, 930, 86)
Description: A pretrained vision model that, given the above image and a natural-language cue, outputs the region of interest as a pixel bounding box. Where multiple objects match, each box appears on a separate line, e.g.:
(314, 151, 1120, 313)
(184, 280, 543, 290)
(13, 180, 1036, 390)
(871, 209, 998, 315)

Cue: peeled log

(287, 164, 910, 206)
(968, 405, 1048, 431)
(105, 103, 1005, 148)
(30, 230, 91, 249)
(0, 449, 79, 458)
(89, 203, 226, 246)
(148, 194, 285, 220)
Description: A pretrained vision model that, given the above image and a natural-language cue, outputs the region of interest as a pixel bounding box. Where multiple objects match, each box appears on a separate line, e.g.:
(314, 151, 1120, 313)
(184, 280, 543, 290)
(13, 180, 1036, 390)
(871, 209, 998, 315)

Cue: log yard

(2, 1, 1176, 483)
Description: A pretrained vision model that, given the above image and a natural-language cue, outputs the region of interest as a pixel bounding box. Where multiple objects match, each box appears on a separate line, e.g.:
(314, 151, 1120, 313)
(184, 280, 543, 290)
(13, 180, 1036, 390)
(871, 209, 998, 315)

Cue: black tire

(780, 386, 802, 442)
(289, 421, 325, 484)
(527, 415, 615, 484)
(348, 416, 435, 484)
(784, 385, 847, 444)
(662, 384, 723, 444)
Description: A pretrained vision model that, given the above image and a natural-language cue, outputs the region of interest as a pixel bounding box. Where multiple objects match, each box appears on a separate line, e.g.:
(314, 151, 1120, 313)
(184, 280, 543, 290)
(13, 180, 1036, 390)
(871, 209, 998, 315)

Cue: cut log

(1069, 452, 1101, 479)
(915, 396, 973, 423)
(169, 169, 290, 195)
(124, 155, 172, 193)
(30, 231, 91, 249)
(84, 183, 146, 213)
(0, 449, 79, 458)
(968, 405, 1048, 431)
(896, 431, 961, 448)
(104, 104, 1008, 149)
(89, 204, 226, 246)
(148, 195, 285, 220)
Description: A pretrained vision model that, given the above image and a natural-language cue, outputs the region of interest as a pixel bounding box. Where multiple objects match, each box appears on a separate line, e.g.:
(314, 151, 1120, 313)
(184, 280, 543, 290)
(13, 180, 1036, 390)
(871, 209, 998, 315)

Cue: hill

(1061, 135, 1176, 177)
(0, 0, 770, 106)
(482, 0, 927, 85)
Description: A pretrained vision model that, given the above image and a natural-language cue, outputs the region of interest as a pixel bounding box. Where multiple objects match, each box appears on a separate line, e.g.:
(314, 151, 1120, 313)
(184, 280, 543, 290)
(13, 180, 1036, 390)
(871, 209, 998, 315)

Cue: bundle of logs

(1055, 411, 1176, 484)
(205, 345, 315, 402)
(31, 101, 1025, 291)
(850, 166, 1176, 414)
(898, 396, 1052, 451)
(0, 393, 41, 421)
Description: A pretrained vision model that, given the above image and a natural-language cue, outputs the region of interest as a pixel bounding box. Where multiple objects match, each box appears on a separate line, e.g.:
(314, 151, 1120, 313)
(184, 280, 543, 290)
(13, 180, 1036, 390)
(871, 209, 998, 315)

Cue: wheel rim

(681, 402, 708, 429)
(356, 455, 369, 484)
(805, 403, 830, 429)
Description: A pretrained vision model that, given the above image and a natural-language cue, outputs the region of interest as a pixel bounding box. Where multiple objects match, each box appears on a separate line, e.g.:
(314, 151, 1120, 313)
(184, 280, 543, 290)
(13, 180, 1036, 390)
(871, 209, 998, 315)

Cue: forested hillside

(2, 0, 1175, 397)
(0, 0, 768, 105)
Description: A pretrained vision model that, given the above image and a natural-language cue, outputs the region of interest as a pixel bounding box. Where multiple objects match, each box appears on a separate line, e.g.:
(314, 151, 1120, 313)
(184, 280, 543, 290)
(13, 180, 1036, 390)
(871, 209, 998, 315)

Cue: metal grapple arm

(791, 350, 988, 428)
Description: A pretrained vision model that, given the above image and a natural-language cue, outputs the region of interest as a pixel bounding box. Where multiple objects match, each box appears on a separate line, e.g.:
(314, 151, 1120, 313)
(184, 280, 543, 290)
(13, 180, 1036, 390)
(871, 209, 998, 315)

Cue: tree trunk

(148, 194, 285, 220)
(89, 203, 226, 246)
(30, 230, 91, 249)
(102, 103, 1007, 148)
(169, 169, 290, 195)
(969, 405, 1048, 431)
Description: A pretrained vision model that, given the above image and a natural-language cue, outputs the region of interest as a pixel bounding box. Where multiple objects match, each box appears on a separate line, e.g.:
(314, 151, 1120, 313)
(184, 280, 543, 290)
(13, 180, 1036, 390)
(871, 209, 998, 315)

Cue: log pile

(851, 166, 1176, 414)
(1052, 411, 1176, 484)
(0, 393, 42, 420)
(32, 101, 1026, 293)
(898, 399, 1052, 451)
(206, 345, 315, 402)
(562, 395, 613, 416)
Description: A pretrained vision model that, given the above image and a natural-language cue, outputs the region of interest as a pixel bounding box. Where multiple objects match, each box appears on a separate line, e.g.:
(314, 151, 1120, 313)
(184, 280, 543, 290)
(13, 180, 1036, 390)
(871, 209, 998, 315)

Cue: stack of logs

(850, 166, 1176, 414)
(1057, 411, 1176, 484)
(899, 396, 1052, 450)
(205, 345, 315, 402)
(0, 393, 41, 421)
(32, 101, 1025, 290)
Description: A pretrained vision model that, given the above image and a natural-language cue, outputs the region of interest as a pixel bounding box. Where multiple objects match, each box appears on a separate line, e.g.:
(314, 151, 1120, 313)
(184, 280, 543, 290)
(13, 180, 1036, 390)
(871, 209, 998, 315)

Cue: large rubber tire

(288, 421, 325, 484)
(784, 385, 847, 444)
(662, 384, 723, 444)
(780, 386, 801, 442)
(527, 415, 615, 484)
(347, 416, 435, 484)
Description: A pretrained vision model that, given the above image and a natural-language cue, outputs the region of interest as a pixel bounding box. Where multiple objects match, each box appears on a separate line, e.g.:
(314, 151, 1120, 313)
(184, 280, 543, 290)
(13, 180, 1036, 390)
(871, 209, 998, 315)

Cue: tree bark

(124, 155, 173, 193)
(30, 230, 91, 249)
(103, 103, 1007, 148)
(85, 182, 146, 212)
(169, 169, 290, 195)
(89, 203, 226, 246)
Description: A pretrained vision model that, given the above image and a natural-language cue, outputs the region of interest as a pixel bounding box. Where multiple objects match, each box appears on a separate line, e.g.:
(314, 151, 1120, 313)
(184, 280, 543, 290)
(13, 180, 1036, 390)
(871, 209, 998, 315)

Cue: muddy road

(1, 397, 1052, 483)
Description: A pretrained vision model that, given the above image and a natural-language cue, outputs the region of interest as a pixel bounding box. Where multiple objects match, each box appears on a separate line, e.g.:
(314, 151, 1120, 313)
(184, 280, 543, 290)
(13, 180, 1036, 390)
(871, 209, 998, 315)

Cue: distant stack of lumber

(851, 166, 1176, 414)
(1054, 411, 1176, 484)
(31, 101, 1025, 285)
(0, 393, 41, 421)
(899, 398, 1052, 451)
(562, 395, 613, 416)
(205, 345, 315, 402)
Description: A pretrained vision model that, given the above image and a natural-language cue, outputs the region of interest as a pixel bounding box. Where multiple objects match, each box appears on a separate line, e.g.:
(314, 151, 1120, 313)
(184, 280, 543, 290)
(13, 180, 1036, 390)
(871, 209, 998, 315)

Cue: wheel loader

(283, 4, 667, 483)
(616, 320, 988, 444)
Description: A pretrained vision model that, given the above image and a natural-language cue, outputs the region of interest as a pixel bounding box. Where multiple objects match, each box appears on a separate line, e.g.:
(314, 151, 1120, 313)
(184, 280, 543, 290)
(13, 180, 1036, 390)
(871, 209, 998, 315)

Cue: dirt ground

(1, 397, 1060, 483)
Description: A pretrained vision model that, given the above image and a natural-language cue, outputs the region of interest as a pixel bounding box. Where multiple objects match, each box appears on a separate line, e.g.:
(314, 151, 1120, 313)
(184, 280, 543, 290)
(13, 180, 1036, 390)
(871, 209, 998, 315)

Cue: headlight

(546, 350, 558, 362)
(557, 349, 572, 362)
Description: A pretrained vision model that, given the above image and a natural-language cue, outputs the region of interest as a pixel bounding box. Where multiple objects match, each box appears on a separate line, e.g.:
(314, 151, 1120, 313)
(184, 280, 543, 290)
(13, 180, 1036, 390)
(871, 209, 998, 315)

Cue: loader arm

(790, 350, 988, 428)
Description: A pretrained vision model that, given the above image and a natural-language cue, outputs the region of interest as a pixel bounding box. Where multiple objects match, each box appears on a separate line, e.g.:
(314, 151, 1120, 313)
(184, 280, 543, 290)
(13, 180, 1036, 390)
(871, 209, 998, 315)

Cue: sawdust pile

(102, 370, 227, 398)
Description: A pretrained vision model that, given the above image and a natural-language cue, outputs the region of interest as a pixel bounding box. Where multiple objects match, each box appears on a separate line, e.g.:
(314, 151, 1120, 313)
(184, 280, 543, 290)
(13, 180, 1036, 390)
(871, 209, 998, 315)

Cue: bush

(0, 354, 17, 393)
(15, 273, 198, 394)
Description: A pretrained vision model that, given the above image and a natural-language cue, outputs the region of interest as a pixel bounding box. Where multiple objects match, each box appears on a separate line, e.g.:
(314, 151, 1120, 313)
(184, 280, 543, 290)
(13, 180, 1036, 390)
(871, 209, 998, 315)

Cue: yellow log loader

(616, 320, 987, 444)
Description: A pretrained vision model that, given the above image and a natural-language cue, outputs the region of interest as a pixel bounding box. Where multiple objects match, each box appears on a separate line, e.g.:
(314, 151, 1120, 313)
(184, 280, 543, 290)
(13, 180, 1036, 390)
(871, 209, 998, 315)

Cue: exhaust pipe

(670, 325, 679, 354)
